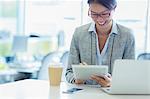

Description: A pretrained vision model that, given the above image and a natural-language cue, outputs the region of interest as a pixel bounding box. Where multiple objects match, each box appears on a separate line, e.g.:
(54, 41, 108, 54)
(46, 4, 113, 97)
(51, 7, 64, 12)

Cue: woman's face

(88, 3, 114, 28)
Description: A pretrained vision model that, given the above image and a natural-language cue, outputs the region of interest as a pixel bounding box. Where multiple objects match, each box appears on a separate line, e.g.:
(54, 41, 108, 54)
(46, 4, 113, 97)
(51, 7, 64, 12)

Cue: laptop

(102, 59, 150, 94)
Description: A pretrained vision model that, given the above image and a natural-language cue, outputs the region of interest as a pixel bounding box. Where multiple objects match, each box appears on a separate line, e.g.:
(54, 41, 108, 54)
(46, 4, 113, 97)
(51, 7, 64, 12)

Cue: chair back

(60, 51, 69, 81)
(37, 51, 62, 80)
(137, 53, 150, 60)
(60, 51, 69, 67)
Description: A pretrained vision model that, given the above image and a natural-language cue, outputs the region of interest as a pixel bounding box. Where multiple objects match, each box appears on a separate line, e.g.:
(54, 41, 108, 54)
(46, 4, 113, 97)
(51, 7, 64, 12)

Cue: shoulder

(116, 23, 134, 40)
(73, 23, 92, 38)
(117, 24, 132, 32)
(75, 23, 91, 33)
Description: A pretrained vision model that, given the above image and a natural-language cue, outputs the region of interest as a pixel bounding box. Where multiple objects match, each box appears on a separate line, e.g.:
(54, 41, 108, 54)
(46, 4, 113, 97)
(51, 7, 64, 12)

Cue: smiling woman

(65, 0, 135, 87)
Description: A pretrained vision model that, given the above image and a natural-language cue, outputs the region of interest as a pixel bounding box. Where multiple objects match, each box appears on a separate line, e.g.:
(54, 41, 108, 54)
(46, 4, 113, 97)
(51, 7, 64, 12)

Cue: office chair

(60, 51, 69, 67)
(37, 51, 63, 80)
(60, 51, 69, 81)
(137, 53, 150, 60)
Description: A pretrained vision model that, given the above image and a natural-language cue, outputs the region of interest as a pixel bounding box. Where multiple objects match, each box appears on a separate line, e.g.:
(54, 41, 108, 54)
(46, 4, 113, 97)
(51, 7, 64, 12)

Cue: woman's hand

(90, 73, 112, 87)
(75, 79, 85, 84)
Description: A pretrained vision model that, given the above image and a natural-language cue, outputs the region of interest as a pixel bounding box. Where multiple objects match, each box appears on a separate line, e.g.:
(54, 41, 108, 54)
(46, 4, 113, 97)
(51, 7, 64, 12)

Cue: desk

(8, 61, 41, 79)
(0, 69, 17, 83)
(0, 79, 149, 99)
(8, 61, 41, 73)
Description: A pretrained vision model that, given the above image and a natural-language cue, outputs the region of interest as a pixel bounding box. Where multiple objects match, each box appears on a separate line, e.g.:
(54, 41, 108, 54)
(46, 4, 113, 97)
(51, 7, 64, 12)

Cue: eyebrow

(90, 10, 110, 14)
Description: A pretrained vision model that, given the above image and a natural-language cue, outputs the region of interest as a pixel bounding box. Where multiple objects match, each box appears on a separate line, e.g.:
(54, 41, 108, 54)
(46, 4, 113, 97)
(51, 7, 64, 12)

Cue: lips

(97, 21, 107, 26)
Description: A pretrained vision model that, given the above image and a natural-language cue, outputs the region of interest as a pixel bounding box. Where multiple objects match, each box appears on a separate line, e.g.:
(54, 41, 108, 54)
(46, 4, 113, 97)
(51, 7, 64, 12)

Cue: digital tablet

(72, 65, 108, 80)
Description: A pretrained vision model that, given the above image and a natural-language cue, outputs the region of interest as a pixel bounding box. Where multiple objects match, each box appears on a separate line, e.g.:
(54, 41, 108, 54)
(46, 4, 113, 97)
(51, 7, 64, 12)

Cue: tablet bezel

(72, 65, 108, 80)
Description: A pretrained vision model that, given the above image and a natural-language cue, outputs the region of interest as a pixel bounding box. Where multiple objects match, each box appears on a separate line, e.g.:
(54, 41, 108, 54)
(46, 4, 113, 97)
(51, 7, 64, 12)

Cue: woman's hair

(87, 0, 117, 10)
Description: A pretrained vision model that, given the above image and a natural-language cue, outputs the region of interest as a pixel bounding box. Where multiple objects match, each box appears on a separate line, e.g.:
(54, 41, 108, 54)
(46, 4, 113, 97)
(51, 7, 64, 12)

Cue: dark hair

(87, 0, 117, 10)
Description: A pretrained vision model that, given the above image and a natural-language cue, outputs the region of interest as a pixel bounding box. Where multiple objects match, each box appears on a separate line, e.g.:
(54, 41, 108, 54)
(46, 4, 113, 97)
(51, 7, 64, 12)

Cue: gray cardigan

(65, 22, 135, 84)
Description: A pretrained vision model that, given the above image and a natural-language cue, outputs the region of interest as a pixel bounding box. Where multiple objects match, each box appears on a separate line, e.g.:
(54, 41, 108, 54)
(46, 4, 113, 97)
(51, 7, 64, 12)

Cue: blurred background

(0, 0, 150, 83)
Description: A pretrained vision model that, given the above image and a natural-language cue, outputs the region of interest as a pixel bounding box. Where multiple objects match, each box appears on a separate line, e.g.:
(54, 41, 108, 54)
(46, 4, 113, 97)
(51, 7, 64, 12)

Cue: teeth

(98, 21, 105, 25)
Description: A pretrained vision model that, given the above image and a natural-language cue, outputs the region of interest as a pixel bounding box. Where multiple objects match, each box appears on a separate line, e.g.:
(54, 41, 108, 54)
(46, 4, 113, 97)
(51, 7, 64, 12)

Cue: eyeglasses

(88, 10, 111, 19)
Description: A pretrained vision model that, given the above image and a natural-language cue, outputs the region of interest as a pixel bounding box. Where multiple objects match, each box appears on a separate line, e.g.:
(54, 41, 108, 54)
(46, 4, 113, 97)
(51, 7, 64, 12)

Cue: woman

(65, 0, 135, 87)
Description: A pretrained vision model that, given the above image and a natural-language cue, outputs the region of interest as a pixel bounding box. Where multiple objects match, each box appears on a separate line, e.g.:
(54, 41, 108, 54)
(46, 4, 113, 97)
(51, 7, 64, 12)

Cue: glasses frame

(88, 9, 111, 19)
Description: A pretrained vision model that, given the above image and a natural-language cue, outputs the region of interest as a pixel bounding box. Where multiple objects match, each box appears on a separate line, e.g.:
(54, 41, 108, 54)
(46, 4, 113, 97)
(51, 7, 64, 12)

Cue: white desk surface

(0, 79, 149, 99)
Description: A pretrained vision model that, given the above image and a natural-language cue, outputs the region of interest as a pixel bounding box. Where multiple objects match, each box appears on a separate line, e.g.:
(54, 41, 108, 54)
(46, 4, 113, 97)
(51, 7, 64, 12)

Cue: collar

(88, 20, 118, 35)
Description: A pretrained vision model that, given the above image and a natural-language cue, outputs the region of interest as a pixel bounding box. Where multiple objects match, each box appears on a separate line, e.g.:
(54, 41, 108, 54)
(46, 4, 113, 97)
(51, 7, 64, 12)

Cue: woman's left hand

(90, 73, 112, 87)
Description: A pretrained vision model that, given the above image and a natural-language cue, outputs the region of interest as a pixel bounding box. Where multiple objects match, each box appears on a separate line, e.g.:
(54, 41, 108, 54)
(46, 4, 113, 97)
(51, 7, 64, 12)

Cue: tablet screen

(72, 65, 108, 80)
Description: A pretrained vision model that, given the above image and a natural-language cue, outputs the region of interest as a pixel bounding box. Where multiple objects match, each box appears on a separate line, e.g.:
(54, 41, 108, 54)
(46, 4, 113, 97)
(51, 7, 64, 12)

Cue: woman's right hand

(75, 79, 85, 84)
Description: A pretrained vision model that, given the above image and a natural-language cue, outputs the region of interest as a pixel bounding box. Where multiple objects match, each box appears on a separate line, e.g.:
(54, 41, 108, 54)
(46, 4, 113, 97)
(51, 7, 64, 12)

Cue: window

(0, 0, 83, 59)
(115, 0, 148, 57)
(0, 0, 17, 56)
(24, 0, 82, 56)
